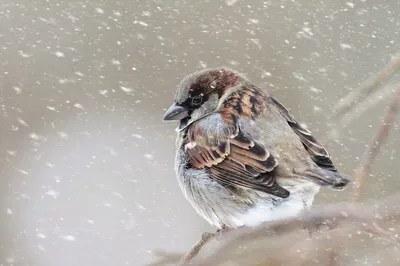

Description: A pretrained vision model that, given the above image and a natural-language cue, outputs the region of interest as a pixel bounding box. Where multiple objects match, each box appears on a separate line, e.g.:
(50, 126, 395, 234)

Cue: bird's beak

(163, 103, 189, 121)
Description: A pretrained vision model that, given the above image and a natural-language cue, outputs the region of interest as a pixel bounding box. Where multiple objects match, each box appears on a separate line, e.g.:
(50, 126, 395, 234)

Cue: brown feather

(270, 96, 337, 171)
(185, 127, 289, 198)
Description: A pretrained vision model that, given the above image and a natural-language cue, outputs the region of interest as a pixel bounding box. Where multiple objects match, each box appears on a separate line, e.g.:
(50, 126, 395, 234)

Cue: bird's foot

(215, 224, 230, 240)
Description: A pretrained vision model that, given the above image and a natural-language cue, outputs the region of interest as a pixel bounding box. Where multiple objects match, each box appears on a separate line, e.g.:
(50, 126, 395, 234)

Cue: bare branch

(334, 54, 400, 118)
(150, 196, 400, 266)
(324, 55, 400, 143)
(352, 86, 400, 201)
(178, 232, 217, 266)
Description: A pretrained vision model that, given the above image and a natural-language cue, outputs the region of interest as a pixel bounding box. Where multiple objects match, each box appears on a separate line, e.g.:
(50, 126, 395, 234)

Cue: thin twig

(325, 55, 400, 143)
(326, 84, 397, 143)
(178, 232, 217, 265)
(352, 86, 400, 201)
(334, 54, 400, 118)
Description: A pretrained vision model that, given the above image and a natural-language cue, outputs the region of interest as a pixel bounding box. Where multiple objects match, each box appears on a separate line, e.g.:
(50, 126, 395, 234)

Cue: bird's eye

(191, 95, 203, 106)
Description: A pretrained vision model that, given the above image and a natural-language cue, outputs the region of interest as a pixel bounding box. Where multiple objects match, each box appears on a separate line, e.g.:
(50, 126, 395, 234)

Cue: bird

(163, 68, 351, 229)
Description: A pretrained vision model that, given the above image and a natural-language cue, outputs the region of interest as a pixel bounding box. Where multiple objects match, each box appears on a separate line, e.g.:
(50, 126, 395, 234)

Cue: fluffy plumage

(163, 68, 350, 228)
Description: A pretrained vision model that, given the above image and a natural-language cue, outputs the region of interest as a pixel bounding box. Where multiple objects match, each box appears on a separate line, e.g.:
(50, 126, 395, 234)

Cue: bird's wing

(184, 120, 289, 198)
(270, 96, 336, 171)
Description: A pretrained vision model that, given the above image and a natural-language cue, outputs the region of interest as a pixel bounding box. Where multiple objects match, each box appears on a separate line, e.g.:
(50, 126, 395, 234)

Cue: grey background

(0, 0, 399, 265)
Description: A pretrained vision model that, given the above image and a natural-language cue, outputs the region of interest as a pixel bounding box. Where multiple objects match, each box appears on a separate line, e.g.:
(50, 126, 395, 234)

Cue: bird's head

(163, 68, 254, 131)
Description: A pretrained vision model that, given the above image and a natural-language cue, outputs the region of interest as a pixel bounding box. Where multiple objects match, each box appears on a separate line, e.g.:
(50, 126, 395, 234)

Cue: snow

(144, 154, 154, 160)
(111, 59, 121, 65)
(61, 235, 76, 241)
(7, 150, 17, 156)
(54, 51, 65, 57)
(73, 103, 84, 109)
(135, 202, 147, 210)
(29, 133, 45, 140)
(18, 50, 33, 58)
(120, 86, 134, 94)
(17, 169, 29, 175)
(46, 189, 59, 198)
(74, 71, 85, 77)
(99, 90, 108, 96)
(17, 118, 29, 127)
(46, 106, 57, 111)
(225, 0, 239, 6)
(13, 86, 22, 94)
(37, 233, 47, 239)
(132, 134, 144, 139)
(95, 8, 104, 14)
(340, 43, 353, 50)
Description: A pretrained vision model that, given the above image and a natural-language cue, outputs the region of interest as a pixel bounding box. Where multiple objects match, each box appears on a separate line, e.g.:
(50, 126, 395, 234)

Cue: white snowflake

(225, 0, 239, 6)
(120, 86, 134, 94)
(340, 43, 353, 50)
(13, 86, 22, 94)
(17, 168, 29, 175)
(99, 90, 108, 95)
(111, 59, 121, 65)
(73, 103, 84, 109)
(46, 189, 59, 199)
(17, 118, 29, 127)
(132, 134, 143, 139)
(95, 8, 104, 14)
(18, 50, 33, 58)
(37, 233, 47, 239)
(144, 154, 154, 160)
(58, 132, 68, 139)
(54, 51, 65, 57)
(61, 235, 76, 241)
(7, 150, 17, 156)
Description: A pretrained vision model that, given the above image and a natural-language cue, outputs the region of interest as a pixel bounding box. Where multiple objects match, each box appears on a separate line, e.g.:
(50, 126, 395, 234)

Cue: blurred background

(0, 0, 399, 265)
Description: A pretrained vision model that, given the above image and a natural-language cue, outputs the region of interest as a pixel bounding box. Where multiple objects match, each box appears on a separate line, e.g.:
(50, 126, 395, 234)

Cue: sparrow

(163, 68, 350, 229)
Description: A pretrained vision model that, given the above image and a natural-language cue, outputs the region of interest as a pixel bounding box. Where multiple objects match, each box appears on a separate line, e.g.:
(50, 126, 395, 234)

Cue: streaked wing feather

(270, 97, 336, 171)
(211, 160, 290, 198)
(186, 130, 289, 198)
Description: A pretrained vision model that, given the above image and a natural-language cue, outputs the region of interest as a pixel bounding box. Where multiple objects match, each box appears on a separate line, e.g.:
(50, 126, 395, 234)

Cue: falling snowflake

(54, 51, 65, 57)
(225, 0, 239, 6)
(37, 233, 47, 239)
(73, 103, 84, 110)
(58, 132, 68, 139)
(120, 86, 134, 94)
(61, 235, 76, 241)
(144, 154, 154, 160)
(340, 43, 353, 50)
(132, 134, 143, 139)
(13, 86, 22, 94)
(95, 7, 104, 14)
(46, 189, 59, 199)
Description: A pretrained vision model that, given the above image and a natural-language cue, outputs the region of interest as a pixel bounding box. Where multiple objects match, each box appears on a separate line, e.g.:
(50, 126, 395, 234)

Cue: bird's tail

(297, 168, 352, 190)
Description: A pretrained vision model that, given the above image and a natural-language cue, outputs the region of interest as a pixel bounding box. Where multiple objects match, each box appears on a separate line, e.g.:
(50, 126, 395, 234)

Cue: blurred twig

(352, 86, 400, 201)
(178, 232, 217, 266)
(326, 54, 400, 142)
(334, 54, 400, 119)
